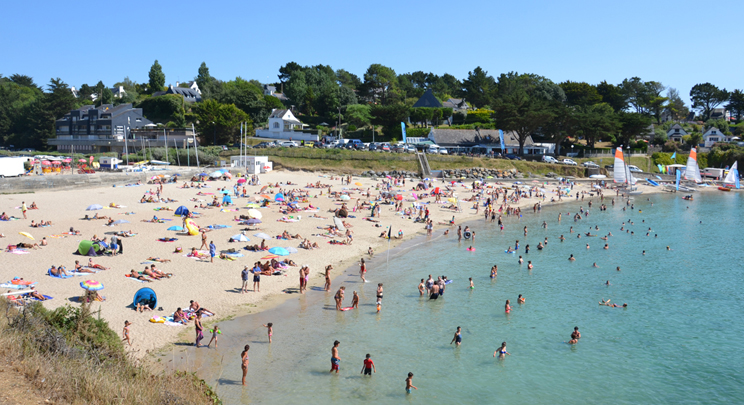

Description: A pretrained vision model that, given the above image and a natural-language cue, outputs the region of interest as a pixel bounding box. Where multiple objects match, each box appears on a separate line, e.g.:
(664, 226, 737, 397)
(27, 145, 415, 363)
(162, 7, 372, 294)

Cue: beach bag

(174, 246, 183, 253)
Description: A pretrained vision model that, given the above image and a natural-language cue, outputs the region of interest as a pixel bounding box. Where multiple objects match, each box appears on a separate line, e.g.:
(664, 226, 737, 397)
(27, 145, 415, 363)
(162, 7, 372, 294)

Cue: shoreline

(154, 178, 673, 359)
(0, 168, 672, 364)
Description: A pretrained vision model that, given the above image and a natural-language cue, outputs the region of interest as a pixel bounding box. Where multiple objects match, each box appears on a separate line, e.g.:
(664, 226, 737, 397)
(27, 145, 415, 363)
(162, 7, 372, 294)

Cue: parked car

(303, 141, 315, 148)
(627, 165, 642, 172)
(368, 143, 378, 152)
(562, 158, 578, 165)
(254, 142, 276, 148)
(277, 141, 299, 148)
(438, 147, 449, 155)
(604, 164, 613, 170)
(505, 154, 522, 161)
(379, 143, 391, 152)
(542, 155, 559, 164)
(582, 161, 599, 168)
(21, 148, 35, 152)
(402, 144, 417, 153)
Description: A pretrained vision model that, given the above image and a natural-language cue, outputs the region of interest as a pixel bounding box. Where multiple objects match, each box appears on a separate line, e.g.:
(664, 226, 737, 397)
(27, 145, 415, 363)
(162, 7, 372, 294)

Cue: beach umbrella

(51, 161, 61, 165)
(86, 204, 103, 211)
(333, 217, 346, 231)
(112, 219, 129, 225)
(245, 218, 261, 224)
(260, 254, 279, 260)
(254, 232, 272, 240)
(41, 160, 51, 166)
(80, 280, 104, 291)
(63, 158, 72, 163)
(245, 203, 260, 209)
(224, 172, 232, 179)
(447, 198, 458, 203)
(354, 182, 362, 186)
(198, 172, 207, 177)
(395, 194, 403, 201)
(231, 234, 250, 242)
(172, 173, 181, 176)
(19, 231, 34, 240)
(340, 195, 350, 201)
(78, 159, 86, 163)
(284, 247, 298, 254)
(268, 247, 289, 256)
(246, 209, 262, 219)
(167, 226, 184, 231)
(260, 194, 270, 199)
(237, 178, 247, 184)
(433, 187, 440, 194)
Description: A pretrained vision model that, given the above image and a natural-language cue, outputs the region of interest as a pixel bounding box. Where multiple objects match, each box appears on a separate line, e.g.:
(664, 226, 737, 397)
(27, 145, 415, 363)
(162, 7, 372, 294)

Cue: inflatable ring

(464, 231, 472, 239)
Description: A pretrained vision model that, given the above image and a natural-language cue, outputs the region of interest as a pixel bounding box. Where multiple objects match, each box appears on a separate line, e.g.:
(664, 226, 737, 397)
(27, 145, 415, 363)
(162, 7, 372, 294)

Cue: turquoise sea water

(180, 192, 744, 404)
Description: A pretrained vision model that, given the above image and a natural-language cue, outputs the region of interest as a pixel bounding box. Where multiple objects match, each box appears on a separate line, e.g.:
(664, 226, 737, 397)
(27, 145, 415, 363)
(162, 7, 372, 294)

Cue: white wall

(255, 130, 319, 141)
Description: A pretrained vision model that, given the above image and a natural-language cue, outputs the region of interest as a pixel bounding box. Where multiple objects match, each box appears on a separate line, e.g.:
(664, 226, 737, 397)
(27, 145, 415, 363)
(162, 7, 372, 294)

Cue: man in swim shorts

(330, 340, 341, 373)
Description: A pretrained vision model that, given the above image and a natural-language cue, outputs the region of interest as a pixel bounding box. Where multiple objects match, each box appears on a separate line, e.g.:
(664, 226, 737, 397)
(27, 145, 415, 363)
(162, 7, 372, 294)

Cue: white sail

(723, 161, 738, 185)
(684, 148, 702, 183)
(613, 147, 627, 184)
(629, 172, 638, 185)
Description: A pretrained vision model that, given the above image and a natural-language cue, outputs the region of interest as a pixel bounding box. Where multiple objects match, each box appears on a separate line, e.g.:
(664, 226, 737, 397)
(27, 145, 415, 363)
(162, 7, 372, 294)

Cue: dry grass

(0, 300, 220, 405)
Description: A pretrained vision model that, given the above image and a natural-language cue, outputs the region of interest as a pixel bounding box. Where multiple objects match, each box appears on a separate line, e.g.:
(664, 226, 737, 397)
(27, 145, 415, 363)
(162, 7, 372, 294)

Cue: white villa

(255, 109, 319, 141)
(703, 127, 729, 148)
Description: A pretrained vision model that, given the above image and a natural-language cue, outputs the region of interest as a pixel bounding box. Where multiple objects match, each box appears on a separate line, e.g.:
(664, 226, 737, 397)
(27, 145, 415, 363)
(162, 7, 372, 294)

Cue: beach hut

(77, 240, 101, 256)
(133, 287, 157, 310)
(174, 206, 190, 217)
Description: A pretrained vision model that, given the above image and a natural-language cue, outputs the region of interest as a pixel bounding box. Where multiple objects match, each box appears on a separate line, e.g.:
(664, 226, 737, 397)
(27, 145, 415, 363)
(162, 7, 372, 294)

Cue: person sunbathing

(88, 259, 109, 270)
(146, 257, 171, 263)
(29, 202, 38, 209)
(142, 266, 164, 280)
(73, 260, 96, 273)
(189, 300, 214, 316)
(85, 290, 105, 302)
(92, 213, 108, 220)
(130, 269, 152, 282)
(16, 242, 39, 249)
(149, 265, 172, 278)
(49, 265, 69, 277)
(30, 220, 38, 227)
(173, 308, 189, 324)
(68, 227, 81, 235)
(136, 302, 153, 312)
(106, 218, 115, 226)
(28, 286, 48, 301)
(40, 220, 51, 226)
(116, 230, 135, 237)
(109, 203, 122, 208)
(6, 291, 25, 306)
(0, 213, 9, 220)
(141, 216, 163, 223)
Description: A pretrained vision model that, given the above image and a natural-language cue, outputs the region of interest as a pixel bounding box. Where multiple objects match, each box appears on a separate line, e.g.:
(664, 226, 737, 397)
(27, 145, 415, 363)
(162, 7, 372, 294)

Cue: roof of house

(703, 127, 721, 136)
(429, 128, 532, 147)
(412, 89, 443, 108)
(442, 98, 467, 109)
(269, 109, 302, 125)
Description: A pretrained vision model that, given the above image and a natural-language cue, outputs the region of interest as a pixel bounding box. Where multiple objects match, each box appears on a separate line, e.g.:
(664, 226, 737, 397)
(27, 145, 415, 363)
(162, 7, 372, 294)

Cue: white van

(427, 145, 441, 154)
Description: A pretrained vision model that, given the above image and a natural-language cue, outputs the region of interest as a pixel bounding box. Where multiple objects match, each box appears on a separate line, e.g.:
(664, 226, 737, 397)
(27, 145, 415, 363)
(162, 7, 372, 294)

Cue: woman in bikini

(241, 345, 250, 385)
(376, 283, 383, 304)
(334, 286, 345, 310)
(359, 258, 367, 283)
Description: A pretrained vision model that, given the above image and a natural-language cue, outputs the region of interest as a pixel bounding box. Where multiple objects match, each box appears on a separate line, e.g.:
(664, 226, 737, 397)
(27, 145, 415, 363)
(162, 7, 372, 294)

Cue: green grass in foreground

(0, 300, 220, 405)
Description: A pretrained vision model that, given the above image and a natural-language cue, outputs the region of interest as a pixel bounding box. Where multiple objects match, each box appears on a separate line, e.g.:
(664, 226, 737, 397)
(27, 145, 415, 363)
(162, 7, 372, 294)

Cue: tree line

(1, 61, 743, 153)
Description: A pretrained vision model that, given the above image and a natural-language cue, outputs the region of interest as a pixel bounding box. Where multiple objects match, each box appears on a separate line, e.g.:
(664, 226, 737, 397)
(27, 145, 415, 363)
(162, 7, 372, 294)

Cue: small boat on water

(718, 186, 731, 192)
(682, 195, 694, 200)
(646, 179, 660, 186)
(149, 160, 171, 166)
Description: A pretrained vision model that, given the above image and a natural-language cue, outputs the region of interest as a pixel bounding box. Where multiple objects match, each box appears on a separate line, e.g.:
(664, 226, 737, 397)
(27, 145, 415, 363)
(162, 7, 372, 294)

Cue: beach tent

(274, 193, 285, 202)
(174, 206, 190, 217)
(222, 195, 233, 205)
(77, 240, 101, 256)
(133, 287, 157, 309)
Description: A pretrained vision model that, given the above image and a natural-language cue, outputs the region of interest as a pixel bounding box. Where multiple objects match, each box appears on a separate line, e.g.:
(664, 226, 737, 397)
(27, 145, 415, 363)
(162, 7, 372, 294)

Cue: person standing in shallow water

(330, 340, 341, 373)
(241, 345, 250, 385)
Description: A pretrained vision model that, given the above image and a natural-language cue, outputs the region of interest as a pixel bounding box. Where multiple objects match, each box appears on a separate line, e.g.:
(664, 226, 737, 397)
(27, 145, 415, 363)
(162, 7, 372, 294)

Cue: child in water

(263, 323, 273, 343)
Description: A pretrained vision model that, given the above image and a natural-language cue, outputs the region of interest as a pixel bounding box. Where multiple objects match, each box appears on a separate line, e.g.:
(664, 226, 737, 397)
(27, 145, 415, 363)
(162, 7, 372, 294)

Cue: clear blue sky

(2, 0, 742, 105)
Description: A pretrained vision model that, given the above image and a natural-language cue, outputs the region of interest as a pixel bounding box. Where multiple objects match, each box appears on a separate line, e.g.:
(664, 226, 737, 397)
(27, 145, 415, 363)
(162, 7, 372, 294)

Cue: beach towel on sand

(47, 269, 74, 279)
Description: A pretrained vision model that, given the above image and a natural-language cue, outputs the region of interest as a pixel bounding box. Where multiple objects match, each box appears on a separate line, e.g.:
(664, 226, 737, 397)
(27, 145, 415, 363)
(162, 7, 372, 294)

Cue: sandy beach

(0, 169, 666, 356)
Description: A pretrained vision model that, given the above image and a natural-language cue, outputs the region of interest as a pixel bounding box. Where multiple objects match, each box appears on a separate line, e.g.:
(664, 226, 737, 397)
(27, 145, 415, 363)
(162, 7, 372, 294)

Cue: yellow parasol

(19, 232, 34, 240)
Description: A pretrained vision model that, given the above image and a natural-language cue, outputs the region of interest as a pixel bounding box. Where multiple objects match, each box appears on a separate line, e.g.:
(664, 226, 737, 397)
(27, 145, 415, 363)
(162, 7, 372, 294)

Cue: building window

(273, 122, 280, 129)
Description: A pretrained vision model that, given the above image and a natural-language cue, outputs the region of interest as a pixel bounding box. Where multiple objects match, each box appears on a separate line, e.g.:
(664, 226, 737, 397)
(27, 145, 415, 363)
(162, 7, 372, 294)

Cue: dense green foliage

(1, 61, 741, 153)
